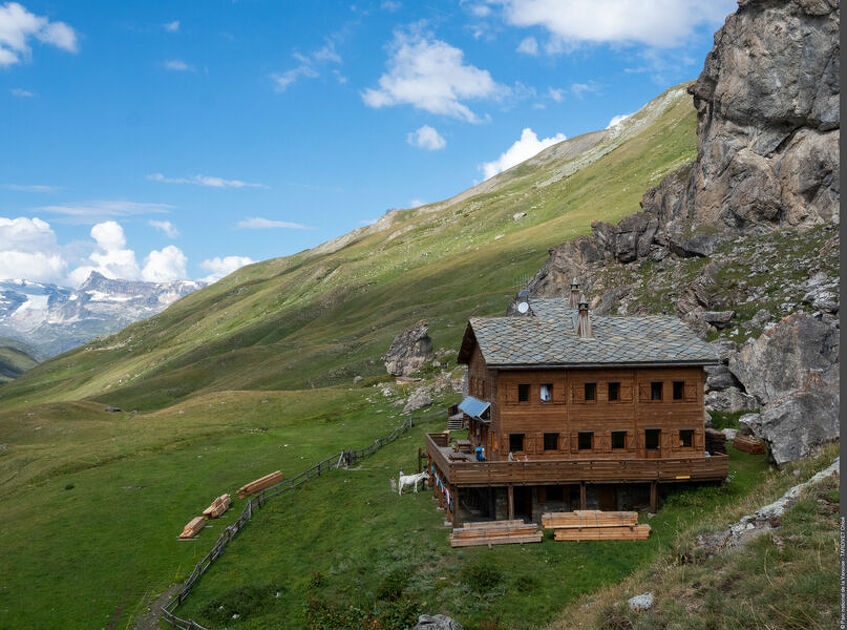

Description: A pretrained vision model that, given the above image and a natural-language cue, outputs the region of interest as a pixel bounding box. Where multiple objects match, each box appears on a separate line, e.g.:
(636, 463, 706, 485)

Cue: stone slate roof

(465, 298, 718, 367)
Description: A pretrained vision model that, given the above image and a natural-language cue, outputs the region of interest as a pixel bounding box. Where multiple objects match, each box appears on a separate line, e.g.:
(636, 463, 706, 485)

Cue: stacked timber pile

(450, 520, 543, 547)
(179, 516, 207, 540)
(237, 471, 283, 498)
(203, 494, 231, 519)
(734, 435, 766, 454)
(542, 510, 650, 541)
(705, 428, 727, 454)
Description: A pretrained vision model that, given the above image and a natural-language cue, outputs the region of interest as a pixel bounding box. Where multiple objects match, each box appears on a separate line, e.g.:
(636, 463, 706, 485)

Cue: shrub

(200, 583, 283, 625)
(461, 562, 503, 592)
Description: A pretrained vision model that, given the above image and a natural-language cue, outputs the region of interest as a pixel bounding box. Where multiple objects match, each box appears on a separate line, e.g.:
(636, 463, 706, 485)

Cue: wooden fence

(160, 410, 434, 629)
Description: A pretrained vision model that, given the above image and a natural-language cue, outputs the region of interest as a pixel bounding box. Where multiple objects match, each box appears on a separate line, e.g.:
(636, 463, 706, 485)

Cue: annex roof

(459, 298, 718, 368)
(458, 396, 491, 420)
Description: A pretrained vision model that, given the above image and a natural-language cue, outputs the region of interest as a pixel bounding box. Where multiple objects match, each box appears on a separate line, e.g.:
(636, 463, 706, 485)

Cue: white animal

(398, 471, 429, 495)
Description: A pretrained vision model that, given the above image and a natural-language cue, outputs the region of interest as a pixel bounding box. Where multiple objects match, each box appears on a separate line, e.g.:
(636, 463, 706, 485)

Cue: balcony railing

(426, 433, 729, 487)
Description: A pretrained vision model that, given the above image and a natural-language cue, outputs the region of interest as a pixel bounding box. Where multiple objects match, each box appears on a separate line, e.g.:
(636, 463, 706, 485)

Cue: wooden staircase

(447, 413, 464, 431)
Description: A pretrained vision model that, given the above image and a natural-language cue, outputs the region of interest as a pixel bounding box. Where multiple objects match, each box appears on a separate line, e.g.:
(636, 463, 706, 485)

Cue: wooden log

(451, 525, 540, 539)
(462, 519, 524, 528)
(203, 494, 232, 519)
(179, 516, 207, 539)
(541, 510, 638, 529)
(450, 532, 543, 547)
(734, 436, 766, 454)
(237, 471, 284, 498)
(553, 524, 651, 541)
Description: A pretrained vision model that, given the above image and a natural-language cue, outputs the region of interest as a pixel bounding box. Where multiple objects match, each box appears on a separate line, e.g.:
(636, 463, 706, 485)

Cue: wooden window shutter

(554, 380, 567, 403)
(684, 381, 698, 401)
(570, 432, 578, 452)
(619, 382, 633, 401)
(572, 383, 585, 403)
(506, 384, 517, 403)
(638, 383, 651, 401)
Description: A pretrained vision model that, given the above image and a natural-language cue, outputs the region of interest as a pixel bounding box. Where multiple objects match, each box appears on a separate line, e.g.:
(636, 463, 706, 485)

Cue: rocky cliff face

(525, 0, 840, 464)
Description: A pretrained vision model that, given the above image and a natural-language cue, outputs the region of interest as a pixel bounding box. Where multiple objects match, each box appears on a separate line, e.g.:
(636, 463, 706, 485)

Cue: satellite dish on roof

(517, 301, 530, 314)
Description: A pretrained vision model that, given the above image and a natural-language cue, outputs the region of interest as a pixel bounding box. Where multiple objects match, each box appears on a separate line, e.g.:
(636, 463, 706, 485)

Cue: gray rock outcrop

(527, 0, 840, 302)
(413, 614, 463, 630)
(728, 314, 839, 405)
(403, 386, 433, 414)
(383, 320, 434, 376)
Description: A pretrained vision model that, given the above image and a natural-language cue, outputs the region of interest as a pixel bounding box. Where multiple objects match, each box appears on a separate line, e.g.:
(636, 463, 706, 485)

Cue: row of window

(517, 380, 686, 403)
(508, 429, 695, 452)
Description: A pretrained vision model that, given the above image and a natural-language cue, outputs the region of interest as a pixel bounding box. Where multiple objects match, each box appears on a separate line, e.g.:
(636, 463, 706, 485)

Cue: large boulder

(403, 386, 433, 414)
(747, 373, 839, 465)
(728, 313, 839, 405)
(413, 615, 463, 630)
(705, 387, 758, 413)
(383, 320, 435, 376)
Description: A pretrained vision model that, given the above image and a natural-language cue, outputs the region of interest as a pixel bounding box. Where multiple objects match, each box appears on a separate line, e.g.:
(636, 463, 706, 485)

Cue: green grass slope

(0, 85, 696, 412)
(0, 339, 38, 384)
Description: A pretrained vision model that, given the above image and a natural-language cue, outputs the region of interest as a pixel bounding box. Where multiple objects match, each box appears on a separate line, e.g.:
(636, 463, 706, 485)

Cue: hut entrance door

(598, 485, 617, 511)
(514, 486, 532, 521)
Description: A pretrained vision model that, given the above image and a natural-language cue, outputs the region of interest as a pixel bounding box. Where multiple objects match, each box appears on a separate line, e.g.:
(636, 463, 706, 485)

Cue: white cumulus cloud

(480, 127, 566, 180)
(0, 216, 66, 282)
(142, 245, 187, 282)
(10, 87, 34, 97)
(199, 255, 253, 283)
(236, 217, 312, 230)
(148, 219, 179, 239)
(406, 124, 446, 150)
(362, 26, 505, 123)
(68, 221, 142, 285)
(271, 39, 342, 92)
(607, 112, 633, 128)
(0, 2, 78, 66)
(163, 20, 179, 33)
(497, 0, 734, 50)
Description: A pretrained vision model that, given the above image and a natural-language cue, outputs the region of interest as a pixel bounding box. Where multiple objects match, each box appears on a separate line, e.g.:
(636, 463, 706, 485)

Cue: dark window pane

(578, 431, 593, 450)
(584, 382, 596, 401)
(611, 431, 626, 449)
(651, 381, 663, 400)
(645, 429, 661, 450)
(544, 432, 558, 450)
(673, 381, 685, 400)
(518, 384, 530, 402)
(540, 383, 552, 402)
(679, 429, 694, 447)
(509, 433, 524, 452)
(608, 382, 620, 401)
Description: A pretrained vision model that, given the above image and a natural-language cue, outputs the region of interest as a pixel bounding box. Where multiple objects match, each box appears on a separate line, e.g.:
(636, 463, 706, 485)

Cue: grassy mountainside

(0, 339, 38, 384)
(0, 85, 696, 412)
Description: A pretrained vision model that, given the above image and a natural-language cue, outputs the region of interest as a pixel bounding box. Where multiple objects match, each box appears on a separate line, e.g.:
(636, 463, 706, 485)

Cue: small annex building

(426, 283, 729, 526)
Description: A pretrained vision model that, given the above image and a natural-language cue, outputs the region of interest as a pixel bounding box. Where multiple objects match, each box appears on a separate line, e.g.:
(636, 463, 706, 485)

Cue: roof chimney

(576, 294, 593, 338)
(568, 277, 580, 308)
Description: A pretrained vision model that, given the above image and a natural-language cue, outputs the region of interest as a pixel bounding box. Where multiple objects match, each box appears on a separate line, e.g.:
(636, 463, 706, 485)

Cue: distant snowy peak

(0, 272, 205, 356)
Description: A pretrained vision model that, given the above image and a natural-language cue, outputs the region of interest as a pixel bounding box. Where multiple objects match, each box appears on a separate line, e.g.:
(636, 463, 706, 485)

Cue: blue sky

(1, 0, 735, 285)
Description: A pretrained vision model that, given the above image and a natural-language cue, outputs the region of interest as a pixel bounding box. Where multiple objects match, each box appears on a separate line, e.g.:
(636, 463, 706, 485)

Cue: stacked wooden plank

(450, 520, 543, 547)
(237, 470, 283, 498)
(734, 435, 766, 454)
(179, 516, 207, 539)
(542, 510, 650, 542)
(203, 494, 231, 519)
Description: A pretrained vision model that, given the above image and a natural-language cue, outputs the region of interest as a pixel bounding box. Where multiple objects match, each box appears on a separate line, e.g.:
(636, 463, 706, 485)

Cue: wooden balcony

(425, 433, 728, 488)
